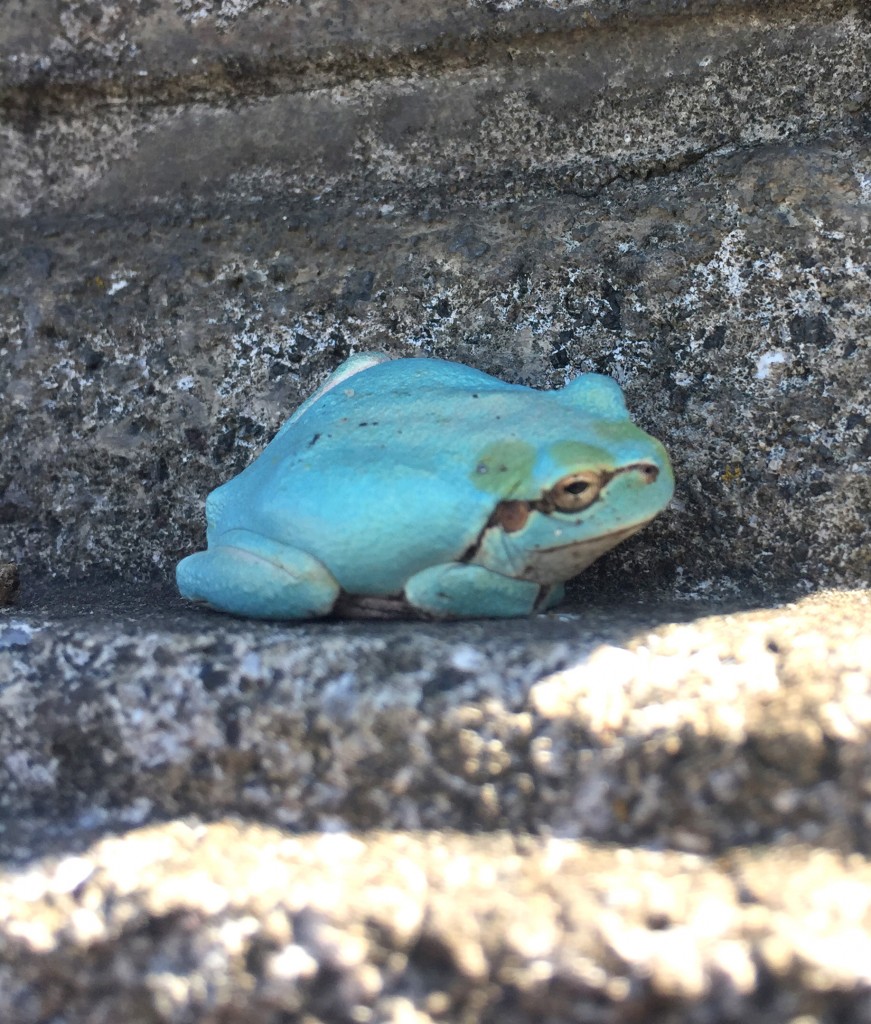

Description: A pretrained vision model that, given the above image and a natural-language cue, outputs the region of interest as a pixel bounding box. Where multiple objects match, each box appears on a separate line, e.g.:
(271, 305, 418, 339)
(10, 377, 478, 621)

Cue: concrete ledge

(2, 587, 869, 859)
(3, 1, 867, 218)
(2, 585, 870, 1022)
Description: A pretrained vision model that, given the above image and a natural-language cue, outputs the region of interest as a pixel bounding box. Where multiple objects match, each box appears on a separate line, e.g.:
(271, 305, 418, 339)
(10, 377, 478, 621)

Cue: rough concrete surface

(1, 0, 871, 1020)
(1, 0, 869, 592)
(2, 586, 871, 1021)
(0, 561, 19, 605)
(4, 823, 871, 1024)
(1, 587, 870, 855)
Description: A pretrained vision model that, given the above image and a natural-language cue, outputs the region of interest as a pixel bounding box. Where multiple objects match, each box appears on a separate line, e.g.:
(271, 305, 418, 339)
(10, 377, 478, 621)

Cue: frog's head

(468, 373, 674, 584)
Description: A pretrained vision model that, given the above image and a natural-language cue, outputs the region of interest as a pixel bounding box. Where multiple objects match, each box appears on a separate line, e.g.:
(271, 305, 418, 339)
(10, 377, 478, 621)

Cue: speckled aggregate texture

(2, 586, 871, 1022)
(1, 587, 870, 854)
(1, 0, 869, 592)
(1, 0, 871, 1020)
(5, 823, 871, 1024)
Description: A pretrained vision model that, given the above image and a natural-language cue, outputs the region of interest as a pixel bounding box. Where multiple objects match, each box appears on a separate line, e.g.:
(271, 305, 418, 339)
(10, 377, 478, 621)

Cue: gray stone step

(2, 1, 865, 219)
(2, 587, 869, 859)
(2, 584, 871, 1022)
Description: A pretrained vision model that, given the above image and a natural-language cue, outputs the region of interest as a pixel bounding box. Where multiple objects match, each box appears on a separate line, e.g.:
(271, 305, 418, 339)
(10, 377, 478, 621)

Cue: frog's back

(207, 359, 524, 592)
(203, 356, 653, 595)
(218, 358, 523, 499)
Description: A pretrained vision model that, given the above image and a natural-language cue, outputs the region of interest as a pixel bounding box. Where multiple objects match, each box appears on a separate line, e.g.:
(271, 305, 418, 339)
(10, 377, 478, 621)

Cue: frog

(176, 352, 674, 619)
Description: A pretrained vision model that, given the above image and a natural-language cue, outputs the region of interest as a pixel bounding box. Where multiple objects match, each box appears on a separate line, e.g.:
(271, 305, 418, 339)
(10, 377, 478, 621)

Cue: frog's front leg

(404, 563, 556, 619)
(176, 528, 340, 619)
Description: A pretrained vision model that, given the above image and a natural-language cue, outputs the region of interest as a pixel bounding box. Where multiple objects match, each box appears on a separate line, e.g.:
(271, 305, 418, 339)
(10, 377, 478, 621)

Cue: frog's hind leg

(404, 563, 543, 619)
(176, 528, 340, 620)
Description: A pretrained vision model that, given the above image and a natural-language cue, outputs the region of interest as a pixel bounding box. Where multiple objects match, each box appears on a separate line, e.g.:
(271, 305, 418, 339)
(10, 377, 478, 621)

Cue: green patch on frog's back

(471, 437, 624, 498)
(470, 440, 536, 495)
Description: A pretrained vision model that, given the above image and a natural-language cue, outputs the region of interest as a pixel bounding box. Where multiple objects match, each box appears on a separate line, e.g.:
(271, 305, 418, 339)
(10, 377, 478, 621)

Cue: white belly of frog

(514, 523, 645, 584)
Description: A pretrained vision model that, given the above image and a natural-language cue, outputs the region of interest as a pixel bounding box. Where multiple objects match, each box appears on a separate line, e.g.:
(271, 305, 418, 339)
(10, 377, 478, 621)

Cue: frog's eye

(547, 471, 602, 512)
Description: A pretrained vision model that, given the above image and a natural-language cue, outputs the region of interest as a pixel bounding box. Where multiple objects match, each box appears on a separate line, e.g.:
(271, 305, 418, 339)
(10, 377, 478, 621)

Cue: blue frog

(177, 353, 673, 619)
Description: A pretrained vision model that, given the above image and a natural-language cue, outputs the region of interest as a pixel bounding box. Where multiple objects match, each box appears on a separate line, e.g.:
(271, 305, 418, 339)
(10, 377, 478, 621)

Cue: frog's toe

(176, 529, 339, 619)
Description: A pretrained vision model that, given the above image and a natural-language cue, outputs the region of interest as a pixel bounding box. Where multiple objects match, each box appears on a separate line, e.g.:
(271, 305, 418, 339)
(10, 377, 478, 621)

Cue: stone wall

(2, 0, 869, 595)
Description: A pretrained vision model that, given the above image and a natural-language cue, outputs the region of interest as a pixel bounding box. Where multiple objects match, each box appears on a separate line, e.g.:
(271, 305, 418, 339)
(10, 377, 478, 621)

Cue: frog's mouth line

(516, 521, 651, 584)
(534, 521, 646, 553)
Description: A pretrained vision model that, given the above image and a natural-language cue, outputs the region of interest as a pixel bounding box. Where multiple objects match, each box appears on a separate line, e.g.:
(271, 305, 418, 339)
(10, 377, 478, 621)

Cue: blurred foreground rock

(4, 823, 871, 1024)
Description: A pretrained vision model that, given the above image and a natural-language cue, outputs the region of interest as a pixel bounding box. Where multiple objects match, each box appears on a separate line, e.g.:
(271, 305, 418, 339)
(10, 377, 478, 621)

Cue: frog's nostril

(638, 464, 659, 484)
